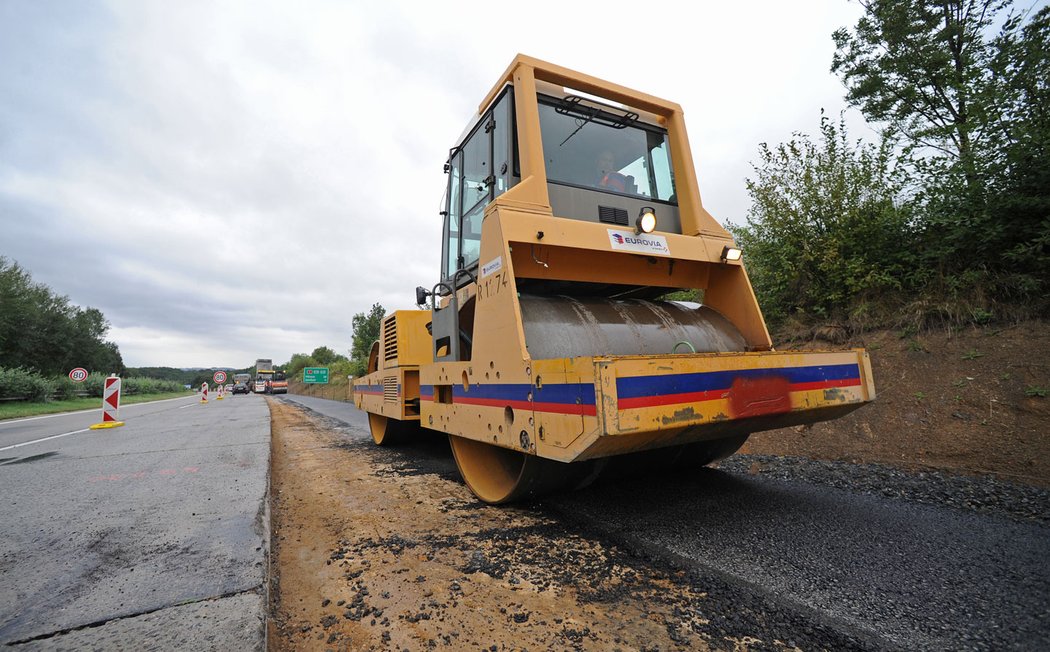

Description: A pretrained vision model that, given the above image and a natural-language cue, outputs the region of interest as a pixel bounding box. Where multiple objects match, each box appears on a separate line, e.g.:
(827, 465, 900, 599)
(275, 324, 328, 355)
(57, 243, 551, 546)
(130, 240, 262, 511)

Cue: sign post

(303, 367, 330, 384)
(213, 370, 227, 384)
(200, 382, 209, 403)
(68, 367, 88, 383)
(89, 375, 125, 429)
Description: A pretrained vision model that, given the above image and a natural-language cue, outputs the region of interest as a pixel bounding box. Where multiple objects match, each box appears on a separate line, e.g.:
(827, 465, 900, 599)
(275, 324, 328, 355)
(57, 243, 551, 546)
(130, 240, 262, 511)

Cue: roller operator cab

(354, 55, 876, 504)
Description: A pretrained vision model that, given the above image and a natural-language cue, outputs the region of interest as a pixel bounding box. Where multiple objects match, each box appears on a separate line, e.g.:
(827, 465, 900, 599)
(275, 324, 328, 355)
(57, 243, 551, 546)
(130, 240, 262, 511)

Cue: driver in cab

(596, 150, 630, 193)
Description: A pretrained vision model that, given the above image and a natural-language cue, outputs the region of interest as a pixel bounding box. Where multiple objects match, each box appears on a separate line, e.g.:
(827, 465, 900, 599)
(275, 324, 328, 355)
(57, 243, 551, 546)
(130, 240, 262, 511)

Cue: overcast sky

(1, 0, 872, 369)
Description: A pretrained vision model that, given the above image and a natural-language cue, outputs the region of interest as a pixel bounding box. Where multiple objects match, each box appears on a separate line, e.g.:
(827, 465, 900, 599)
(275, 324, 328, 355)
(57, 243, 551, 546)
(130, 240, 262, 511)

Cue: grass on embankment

(0, 390, 196, 420)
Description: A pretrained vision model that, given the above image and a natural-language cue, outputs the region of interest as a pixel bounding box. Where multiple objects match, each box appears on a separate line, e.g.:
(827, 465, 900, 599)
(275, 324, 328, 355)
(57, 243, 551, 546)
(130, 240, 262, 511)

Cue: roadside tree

(832, 0, 1049, 316)
(349, 303, 385, 375)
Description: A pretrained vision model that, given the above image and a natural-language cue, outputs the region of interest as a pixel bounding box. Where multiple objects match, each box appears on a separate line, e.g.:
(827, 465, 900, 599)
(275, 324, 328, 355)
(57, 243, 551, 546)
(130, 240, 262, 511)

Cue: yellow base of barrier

(89, 421, 125, 429)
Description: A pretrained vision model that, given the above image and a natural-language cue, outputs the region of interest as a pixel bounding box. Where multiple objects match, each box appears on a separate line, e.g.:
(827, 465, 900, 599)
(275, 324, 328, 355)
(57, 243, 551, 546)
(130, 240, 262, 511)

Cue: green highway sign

(303, 367, 329, 384)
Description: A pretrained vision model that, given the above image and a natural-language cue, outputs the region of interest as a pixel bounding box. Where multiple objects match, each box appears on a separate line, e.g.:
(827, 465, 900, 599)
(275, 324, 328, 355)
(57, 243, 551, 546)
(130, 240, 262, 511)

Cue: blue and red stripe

(355, 384, 386, 397)
(616, 364, 861, 410)
(420, 383, 597, 416)
(413, 363, 859, 415)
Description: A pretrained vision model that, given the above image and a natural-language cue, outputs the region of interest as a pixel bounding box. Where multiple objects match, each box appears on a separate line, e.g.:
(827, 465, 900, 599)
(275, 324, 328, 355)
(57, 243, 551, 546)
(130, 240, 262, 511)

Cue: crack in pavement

(2, 586, 264, 647)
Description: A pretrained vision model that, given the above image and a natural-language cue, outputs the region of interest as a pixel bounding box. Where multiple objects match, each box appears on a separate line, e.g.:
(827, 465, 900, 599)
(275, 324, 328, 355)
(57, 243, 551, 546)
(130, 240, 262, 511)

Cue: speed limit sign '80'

(213, 370, 228, 384)
(69, 367, 88, 382)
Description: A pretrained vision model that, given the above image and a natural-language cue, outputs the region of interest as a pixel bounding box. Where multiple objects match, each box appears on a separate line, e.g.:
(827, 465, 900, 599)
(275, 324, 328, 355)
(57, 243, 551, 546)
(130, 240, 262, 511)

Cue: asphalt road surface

(0, 393, 270, 650)
(281, 394, 1050, 651)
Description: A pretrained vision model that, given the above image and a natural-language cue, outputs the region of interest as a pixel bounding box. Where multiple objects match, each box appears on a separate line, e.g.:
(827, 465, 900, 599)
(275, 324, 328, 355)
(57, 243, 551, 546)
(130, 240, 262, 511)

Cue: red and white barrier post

(89, 375, 125, 429)
(200, 382, 209, 403)
(216, 383, 225, 401)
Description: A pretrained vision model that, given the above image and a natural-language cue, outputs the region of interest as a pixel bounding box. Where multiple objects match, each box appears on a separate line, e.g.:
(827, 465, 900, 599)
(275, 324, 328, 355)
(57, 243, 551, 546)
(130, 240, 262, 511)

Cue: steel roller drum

(519, 295, 746, 359)
(450, 295, 749, 504)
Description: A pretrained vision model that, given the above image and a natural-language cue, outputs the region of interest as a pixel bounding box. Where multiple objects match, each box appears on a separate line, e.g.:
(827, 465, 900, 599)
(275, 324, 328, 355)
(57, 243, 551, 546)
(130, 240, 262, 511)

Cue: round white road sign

(69, 367, 88, 382)
(213, 370, 228, 384)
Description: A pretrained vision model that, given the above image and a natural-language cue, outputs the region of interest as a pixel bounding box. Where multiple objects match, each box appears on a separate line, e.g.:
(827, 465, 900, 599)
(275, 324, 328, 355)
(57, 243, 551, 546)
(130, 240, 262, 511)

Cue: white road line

(0, 428, 92, 452)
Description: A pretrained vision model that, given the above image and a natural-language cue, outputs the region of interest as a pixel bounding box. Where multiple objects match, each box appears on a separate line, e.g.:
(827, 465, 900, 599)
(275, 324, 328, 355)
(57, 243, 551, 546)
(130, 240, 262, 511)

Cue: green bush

(329, 359, 355, 380)
(81, 373, 108, 398)
(51, 376, 80, 400)
(0, 367, 55, 401)
(122, 376, 183, 395)
(731, 113, 916, 330)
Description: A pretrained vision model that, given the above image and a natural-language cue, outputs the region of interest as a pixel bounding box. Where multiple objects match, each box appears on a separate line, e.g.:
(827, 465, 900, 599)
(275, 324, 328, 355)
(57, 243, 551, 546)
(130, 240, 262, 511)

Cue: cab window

(442, 88, 515, 284)
(536, 94, 677, 203)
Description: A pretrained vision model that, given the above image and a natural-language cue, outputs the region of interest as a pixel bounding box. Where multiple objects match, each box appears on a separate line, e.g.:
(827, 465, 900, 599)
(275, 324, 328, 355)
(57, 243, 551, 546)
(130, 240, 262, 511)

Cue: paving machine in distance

(354, 55, 875, 503)
(255, 358, 274, 394)
(270, 371, 288, 395)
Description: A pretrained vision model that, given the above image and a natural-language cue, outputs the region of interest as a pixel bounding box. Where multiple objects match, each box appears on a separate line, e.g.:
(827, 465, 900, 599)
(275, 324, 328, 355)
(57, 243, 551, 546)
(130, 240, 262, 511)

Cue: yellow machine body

(353, 55, 875, 502)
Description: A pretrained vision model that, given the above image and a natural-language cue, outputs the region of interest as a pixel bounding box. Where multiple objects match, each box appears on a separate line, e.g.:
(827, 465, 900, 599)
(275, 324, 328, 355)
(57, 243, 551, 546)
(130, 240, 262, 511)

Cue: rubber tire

(448, 435, 598, 504)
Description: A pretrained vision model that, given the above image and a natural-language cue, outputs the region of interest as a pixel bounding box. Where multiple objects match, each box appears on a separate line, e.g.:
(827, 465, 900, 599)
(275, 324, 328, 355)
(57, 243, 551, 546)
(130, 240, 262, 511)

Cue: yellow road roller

(354, 55, 875, 503)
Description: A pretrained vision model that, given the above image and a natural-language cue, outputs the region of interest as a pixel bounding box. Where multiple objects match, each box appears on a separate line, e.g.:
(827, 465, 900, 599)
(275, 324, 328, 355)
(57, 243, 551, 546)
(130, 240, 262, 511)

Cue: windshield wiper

(556, 95, 639, 147)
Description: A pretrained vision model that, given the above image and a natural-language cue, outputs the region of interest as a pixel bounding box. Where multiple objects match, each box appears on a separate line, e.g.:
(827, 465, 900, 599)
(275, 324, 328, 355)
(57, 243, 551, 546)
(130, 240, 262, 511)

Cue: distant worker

(596, 150, 629, 193)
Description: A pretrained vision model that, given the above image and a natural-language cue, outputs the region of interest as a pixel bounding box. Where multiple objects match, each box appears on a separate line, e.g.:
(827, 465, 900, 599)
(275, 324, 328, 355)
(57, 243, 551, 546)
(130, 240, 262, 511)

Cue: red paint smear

(728, 376, 792, 418)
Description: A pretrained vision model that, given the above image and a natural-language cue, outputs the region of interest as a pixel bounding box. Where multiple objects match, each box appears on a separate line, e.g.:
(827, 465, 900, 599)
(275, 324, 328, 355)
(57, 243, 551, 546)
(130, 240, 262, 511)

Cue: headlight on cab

(720, 245, 742, 262)
(636, 207, 657, 234)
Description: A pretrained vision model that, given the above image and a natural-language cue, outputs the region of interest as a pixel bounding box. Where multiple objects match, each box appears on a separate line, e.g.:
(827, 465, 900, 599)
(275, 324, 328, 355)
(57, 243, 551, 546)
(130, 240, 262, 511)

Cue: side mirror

(415, 286, 430, 307)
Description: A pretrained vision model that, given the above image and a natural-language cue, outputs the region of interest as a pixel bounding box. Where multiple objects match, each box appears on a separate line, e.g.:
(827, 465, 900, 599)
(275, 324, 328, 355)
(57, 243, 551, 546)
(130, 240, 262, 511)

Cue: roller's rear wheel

(448, 435, 597, 504)
(368, 413, 418, 446)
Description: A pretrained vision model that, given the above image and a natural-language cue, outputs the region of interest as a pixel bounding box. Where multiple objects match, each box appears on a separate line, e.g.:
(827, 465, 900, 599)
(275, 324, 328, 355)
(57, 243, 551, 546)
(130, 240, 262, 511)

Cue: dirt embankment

(744, 321, 1050, 487)
(287, 378, 351, 402)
